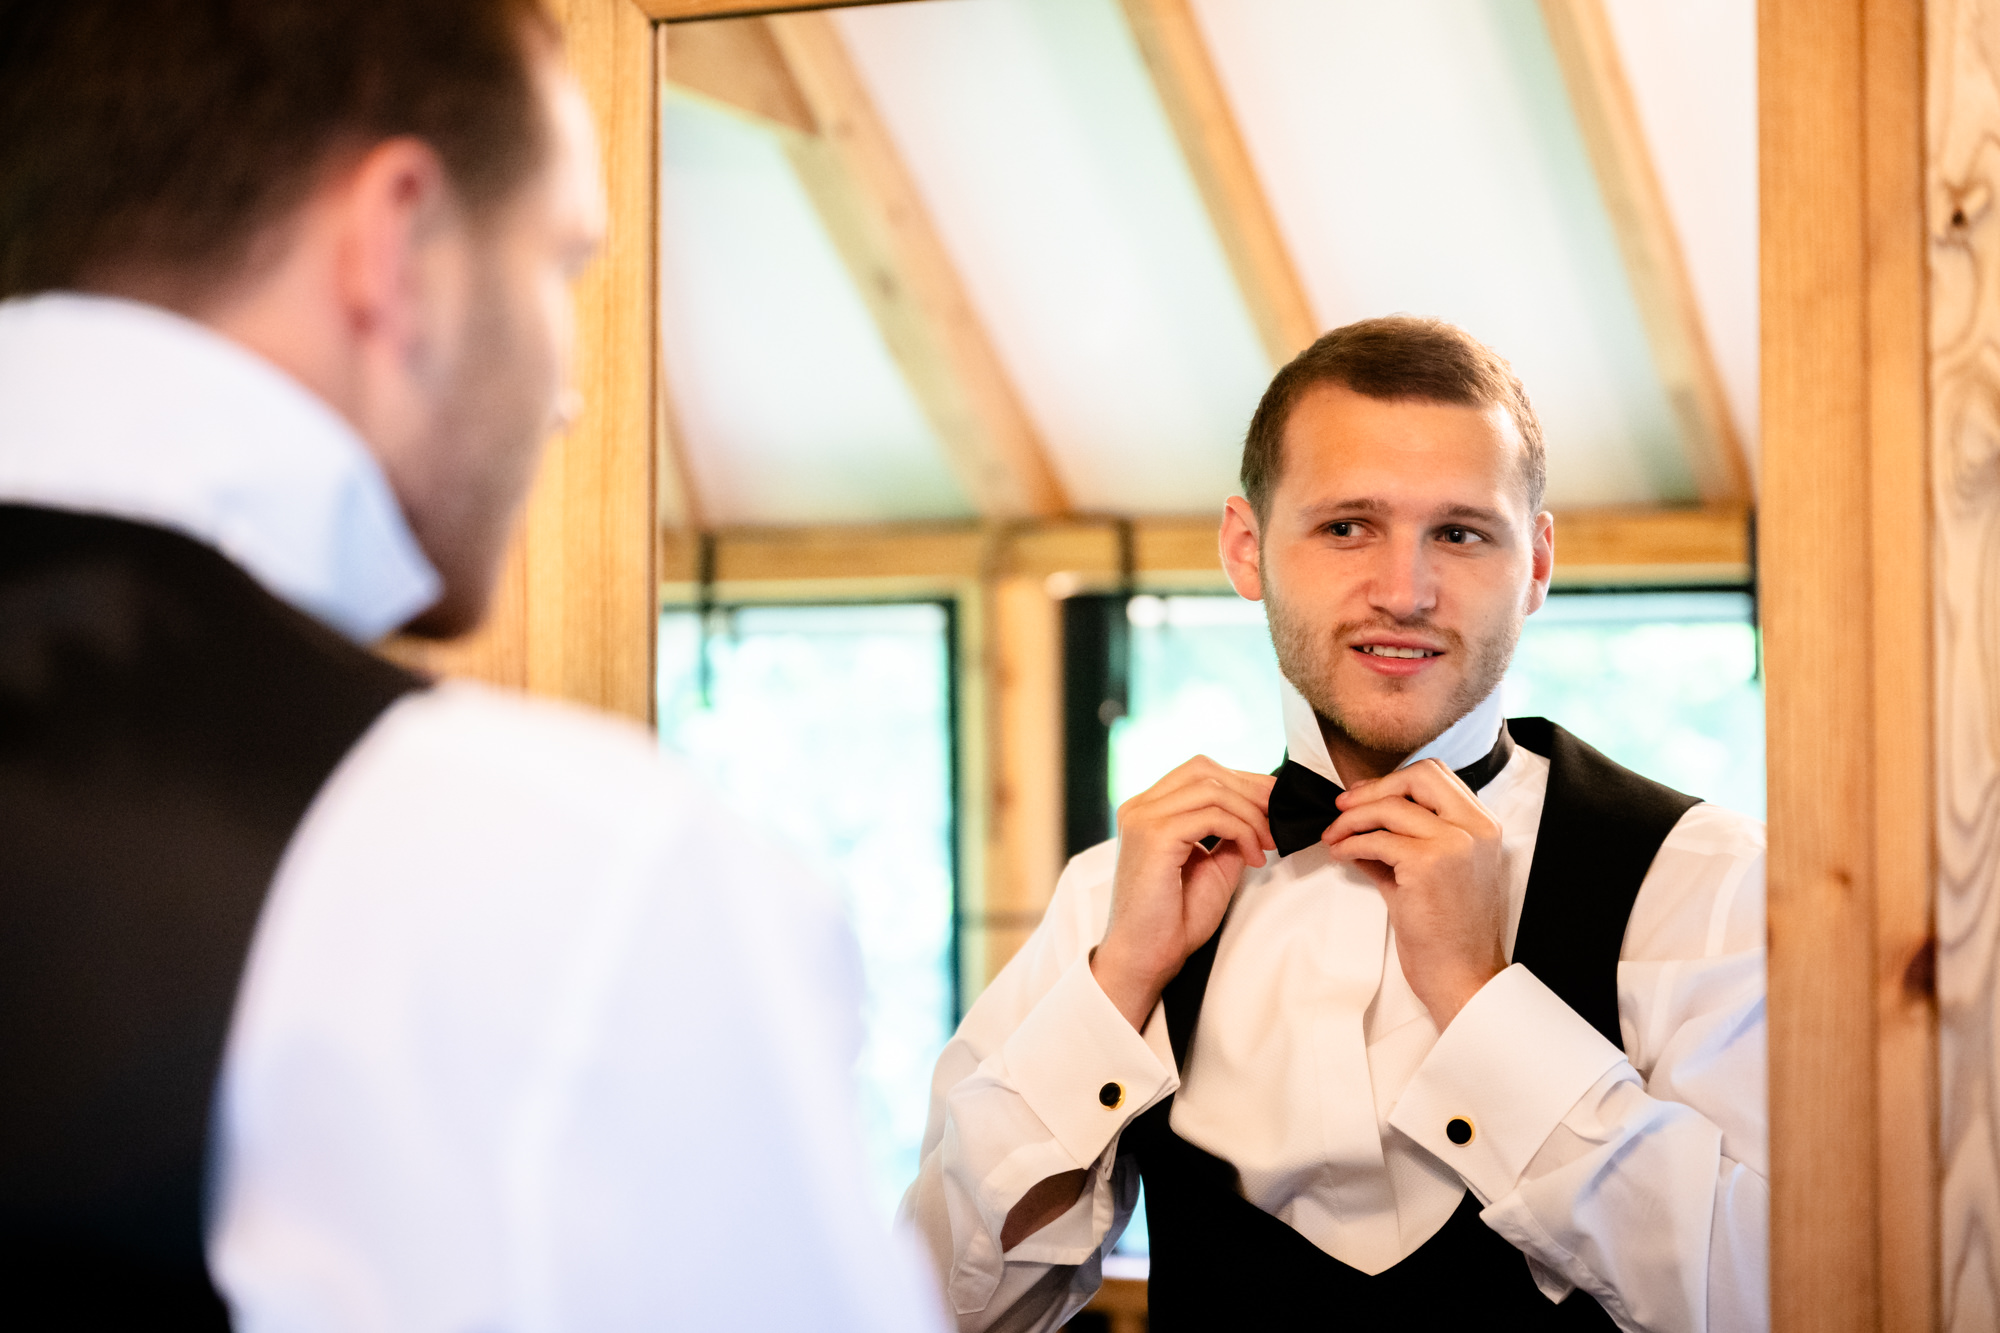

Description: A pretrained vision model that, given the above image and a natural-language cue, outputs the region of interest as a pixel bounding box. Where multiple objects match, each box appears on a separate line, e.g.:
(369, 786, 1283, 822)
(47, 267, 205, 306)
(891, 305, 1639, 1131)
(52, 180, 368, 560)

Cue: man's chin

(1317, 684, 1465, 760)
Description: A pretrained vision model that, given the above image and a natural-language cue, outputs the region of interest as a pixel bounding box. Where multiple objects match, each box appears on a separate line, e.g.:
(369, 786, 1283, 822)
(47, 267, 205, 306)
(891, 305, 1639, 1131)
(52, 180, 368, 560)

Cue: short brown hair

(0, 0, 559, 301)
(1240, 315, 1547, 521)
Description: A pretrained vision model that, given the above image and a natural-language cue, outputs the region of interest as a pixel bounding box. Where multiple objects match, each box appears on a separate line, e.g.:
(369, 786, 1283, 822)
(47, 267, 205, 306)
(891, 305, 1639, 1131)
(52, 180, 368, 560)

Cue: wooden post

(975, 568, 1066, 994)
(391, 0, 659, 723)
(1762, 0, 1932, 1327)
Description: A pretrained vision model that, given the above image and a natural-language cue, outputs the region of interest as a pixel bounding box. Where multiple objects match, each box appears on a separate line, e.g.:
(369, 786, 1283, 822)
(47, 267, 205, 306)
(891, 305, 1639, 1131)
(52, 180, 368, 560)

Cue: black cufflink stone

(1446, 1117, 1474, 1145)
(1099, 1082, 1124, 1109)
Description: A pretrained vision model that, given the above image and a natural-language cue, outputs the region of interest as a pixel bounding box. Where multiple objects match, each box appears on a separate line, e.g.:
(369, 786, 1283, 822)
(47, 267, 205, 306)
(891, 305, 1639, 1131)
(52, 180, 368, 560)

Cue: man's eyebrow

(1436, 503, 1509, 527)
(1297, 497, 1389, 521)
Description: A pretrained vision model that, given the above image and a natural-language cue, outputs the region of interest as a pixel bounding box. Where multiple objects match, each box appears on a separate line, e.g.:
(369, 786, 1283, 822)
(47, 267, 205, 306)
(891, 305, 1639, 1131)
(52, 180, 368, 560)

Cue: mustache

(1331, 617, 1465, 650)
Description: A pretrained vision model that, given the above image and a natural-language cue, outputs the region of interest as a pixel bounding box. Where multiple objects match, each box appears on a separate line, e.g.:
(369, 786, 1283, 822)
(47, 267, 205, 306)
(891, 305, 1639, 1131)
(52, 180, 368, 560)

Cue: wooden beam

(1761, 0, 1932, 1327)
(637, 0, 905, 21)
(1549, 503, 1751, 585)
(659, 12, 1068, 519)
(1539, 0, 1753, 507)
(389, 0, 658, 722)
(1116, 0, 1317, 367)
(662, 15, 815, 132)
(658, 506, 1751, 593)
(756, 12, 1069, 519)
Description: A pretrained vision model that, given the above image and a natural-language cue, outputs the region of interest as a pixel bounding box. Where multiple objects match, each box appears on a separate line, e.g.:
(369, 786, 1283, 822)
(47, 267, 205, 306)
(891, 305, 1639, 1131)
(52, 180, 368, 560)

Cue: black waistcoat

(0, 505, 424, 1328)
(1119, 718, 1700, 1330)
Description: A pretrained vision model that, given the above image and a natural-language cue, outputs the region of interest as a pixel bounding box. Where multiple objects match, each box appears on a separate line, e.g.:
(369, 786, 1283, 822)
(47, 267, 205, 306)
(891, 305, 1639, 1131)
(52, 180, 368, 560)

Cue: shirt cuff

(1388, 963, 1627, 1203)
(1002, 951, 1176, 1169)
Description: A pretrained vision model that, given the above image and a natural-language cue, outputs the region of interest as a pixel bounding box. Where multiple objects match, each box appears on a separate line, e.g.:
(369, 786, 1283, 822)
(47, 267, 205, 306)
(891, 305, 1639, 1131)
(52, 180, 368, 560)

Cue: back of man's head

(0, 0, 557, 308)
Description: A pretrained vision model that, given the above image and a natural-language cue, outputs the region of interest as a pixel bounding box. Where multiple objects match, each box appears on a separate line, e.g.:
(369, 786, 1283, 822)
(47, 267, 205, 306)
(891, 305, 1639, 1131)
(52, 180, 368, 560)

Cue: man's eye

(1329, 521, 1357, 538)
(1441, 526, 1481, 545)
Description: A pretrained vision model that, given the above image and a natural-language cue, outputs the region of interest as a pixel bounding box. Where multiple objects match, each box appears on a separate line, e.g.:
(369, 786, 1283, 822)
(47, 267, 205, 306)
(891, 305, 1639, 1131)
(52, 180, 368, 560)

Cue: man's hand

(1322, 759, 1507, 1029)
(1091, 757, 1277, 1032)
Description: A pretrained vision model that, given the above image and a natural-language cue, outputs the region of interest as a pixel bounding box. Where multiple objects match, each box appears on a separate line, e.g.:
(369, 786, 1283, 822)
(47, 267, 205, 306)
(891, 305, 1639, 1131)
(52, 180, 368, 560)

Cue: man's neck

(1318, 720, 1416, 788)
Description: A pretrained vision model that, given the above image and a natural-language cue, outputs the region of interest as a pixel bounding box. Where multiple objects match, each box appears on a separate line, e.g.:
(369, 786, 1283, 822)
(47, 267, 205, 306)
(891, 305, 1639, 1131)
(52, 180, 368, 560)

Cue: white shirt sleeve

(208, 683, 947, 1333)
(1389, 803, 1769, 1333)
(899, 843, 1176, 1333)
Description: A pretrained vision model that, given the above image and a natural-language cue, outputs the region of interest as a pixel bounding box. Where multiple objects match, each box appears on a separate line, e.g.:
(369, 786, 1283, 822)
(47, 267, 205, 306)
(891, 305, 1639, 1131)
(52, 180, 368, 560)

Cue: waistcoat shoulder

(0, 504, 424, 1323)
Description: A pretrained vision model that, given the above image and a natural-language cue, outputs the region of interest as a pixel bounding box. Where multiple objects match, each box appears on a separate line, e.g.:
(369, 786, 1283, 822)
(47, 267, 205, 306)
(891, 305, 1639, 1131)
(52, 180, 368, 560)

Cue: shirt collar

(0, 292, 441, 642)
(1279, 672, 1505, 789)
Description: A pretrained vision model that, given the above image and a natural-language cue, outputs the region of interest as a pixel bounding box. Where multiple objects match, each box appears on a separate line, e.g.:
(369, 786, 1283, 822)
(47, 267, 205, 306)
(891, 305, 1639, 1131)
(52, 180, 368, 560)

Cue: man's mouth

(1356, 645, 1441, 659)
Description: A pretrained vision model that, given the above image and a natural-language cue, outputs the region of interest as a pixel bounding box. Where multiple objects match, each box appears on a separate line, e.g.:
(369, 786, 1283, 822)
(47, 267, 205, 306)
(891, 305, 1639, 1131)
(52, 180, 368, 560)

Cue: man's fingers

(1123, 776, 1276, 851)
(1158, 809, 1269, 868)
(1324, 829, 1413, 869)
(1339, 759, 1489, 827)
(1143, 757, 1278, 810)
(1322, 794, 1449, 846)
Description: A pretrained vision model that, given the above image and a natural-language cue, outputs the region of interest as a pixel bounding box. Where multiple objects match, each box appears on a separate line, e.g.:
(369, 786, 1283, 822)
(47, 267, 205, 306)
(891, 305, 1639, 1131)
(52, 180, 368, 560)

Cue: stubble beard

(1265, 581, 1523, 760)
(407, 248, 555, 637)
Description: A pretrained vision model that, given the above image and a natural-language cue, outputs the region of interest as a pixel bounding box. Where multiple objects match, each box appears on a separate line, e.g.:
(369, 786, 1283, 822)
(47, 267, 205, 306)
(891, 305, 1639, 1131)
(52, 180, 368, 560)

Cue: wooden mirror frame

(419, 0, 1975, 1326)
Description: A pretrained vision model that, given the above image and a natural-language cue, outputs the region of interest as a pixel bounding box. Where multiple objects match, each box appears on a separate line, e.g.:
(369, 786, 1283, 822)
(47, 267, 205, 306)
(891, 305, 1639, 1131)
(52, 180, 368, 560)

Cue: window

(657, 603, 959, 1218)
(1099, 589, 1764, 820)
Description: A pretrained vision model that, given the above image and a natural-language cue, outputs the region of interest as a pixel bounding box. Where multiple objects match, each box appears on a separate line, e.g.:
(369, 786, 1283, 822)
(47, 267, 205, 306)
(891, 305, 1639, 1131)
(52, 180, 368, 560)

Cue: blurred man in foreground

(0, 2, 944, 1327)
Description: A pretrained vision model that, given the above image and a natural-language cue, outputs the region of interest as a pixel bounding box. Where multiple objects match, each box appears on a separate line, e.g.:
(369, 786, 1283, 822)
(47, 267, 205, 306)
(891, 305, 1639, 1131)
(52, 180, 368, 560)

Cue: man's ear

(332, 136, 457, 358)
(1524, 510, 1555, 615)
(1220, 496, 1264, 602)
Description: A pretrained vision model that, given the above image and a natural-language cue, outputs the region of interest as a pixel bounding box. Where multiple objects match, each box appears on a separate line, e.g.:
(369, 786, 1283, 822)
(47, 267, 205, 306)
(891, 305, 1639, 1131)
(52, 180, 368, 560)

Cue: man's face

(1222, 383, 1554, 767)
(402, 58, 605, 635)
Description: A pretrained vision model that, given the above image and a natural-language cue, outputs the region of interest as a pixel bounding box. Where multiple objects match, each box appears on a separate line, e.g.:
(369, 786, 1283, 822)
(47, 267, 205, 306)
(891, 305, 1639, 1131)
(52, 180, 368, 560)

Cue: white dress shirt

(903, 679, 1768, 1333)
(0, 293, 947, 1333)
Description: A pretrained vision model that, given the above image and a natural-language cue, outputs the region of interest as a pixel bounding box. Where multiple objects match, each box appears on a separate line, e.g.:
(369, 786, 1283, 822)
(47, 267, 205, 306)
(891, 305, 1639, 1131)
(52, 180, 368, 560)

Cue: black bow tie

(1266, 724, 1517, 857)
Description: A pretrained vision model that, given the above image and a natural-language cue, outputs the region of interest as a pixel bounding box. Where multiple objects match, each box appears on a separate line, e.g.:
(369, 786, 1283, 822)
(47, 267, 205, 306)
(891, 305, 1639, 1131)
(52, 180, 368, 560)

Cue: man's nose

(1366, 533, 1439, 622)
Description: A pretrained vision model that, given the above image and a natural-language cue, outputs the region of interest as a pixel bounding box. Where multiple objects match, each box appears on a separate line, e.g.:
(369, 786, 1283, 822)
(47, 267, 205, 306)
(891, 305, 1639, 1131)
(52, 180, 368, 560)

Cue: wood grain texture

(1763, 0, 1938, 1326)
(1539, 0, 1751, 506)
(1931, 0, 2000, 1325)
(1762, 0, 1882, 1326)
(397, 0, 658, 721)
(654, 26, 709, 536)
(1869, 0, 1935, 1327)
(1116, 0, 1318, 367)
(980, 575, 1064, 987)
(761, 11, 1070, 519)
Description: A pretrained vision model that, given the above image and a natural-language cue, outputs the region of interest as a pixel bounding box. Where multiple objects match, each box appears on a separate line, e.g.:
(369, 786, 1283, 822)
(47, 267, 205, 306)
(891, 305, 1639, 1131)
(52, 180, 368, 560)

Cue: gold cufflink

(1099, 1082, 1124, 1109)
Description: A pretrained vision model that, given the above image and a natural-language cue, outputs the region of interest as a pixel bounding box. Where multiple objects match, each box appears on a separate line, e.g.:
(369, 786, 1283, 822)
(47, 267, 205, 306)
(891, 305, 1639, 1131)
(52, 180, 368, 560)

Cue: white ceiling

(658, 0, 1757, 526)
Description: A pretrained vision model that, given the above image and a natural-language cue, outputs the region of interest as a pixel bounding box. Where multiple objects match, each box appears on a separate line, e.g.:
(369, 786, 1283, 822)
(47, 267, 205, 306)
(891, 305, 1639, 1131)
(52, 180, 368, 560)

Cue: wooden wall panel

(395, 0, 658, 722)
(1763, 0, 1933, 1328)
(1930, 0, 2000, 1325)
